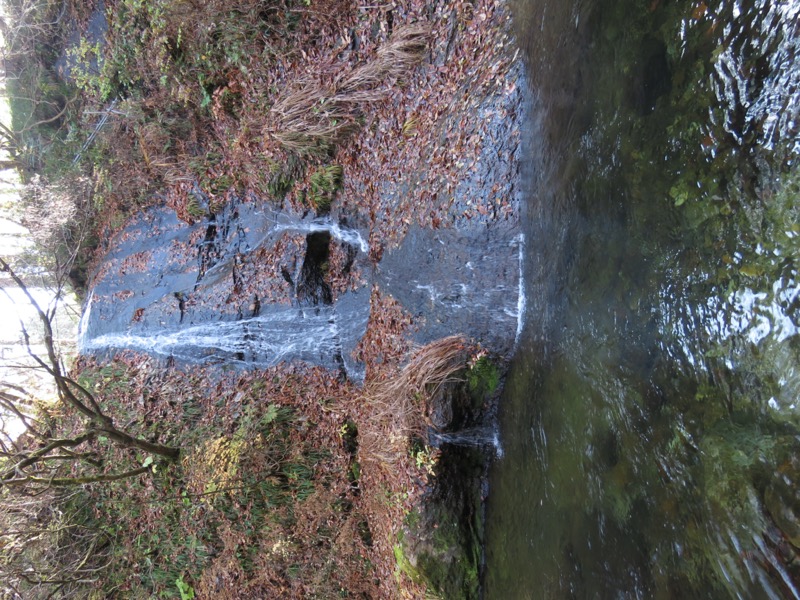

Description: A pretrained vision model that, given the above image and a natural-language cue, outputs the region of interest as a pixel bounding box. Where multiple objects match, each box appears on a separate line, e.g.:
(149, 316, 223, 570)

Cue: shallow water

(79, 200, 523, 381)
(486, 0, 800, 597)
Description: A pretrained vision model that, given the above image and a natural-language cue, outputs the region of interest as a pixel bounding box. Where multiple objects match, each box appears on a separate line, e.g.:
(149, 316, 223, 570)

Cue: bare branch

(0, 390, 46, 439)
(0, 431, 97, 482)
(0, 257, 102, 421)
(3, 465, 151, 487)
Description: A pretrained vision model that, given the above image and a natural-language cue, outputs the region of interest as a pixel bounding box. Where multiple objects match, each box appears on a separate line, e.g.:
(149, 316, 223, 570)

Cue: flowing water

(79, 196, 523, 380)
(430, 428, 504, 458)
(78, 204, 375, 375)
(82, 306, 342, 368)
(486, 0, 800, 597)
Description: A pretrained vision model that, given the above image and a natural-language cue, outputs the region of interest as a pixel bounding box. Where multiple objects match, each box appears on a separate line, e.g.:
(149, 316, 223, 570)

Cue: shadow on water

(486, 0, 800, 597)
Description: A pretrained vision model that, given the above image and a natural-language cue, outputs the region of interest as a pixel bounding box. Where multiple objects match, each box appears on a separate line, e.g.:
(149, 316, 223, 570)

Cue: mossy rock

(398, 443, 485, 599)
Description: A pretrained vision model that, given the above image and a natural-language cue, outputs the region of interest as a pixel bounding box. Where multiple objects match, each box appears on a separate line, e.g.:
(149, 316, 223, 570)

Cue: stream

(486, 0, 800, 597)
(78, 196, 523, 382)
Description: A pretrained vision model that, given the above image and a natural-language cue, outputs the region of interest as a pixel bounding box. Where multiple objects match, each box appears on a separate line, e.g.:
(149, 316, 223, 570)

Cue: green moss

(413, 517, 480, 599)
(396, 448, 484, 599)
(467, 357, 499, 401)
(307, 164, 344, 213)
(393, 538, 422, 585)
(395, 518, 481, 595)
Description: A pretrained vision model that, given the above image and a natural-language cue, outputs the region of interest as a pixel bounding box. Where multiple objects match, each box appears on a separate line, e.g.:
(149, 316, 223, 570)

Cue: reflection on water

(486, 0, 800, 597)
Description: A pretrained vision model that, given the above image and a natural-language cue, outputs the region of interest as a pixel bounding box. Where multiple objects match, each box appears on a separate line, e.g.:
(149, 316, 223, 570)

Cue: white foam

(83, 308, 339, 366)
(273, 218, 369, 254)
(514, 233, 527, 345)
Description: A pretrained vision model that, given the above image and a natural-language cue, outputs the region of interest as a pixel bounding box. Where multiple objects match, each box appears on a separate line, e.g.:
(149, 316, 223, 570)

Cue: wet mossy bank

(396, 356, 503, 599)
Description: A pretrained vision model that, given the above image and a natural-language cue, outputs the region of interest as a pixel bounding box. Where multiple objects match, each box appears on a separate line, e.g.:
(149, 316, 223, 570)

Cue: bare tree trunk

(100, 426, 181, 461)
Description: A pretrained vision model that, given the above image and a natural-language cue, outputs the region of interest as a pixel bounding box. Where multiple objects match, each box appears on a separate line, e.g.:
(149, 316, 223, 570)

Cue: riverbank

(3, 0, 524, 596)
(69, 338, 500, 598)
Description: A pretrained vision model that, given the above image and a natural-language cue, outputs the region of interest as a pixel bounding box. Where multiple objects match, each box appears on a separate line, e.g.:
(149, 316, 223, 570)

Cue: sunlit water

(486, 0, 800, 597)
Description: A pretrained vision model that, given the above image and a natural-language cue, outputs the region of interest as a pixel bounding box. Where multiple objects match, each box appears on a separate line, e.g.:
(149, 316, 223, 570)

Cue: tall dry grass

(270, 24, 429, 154)
(358, 335, 468, 470)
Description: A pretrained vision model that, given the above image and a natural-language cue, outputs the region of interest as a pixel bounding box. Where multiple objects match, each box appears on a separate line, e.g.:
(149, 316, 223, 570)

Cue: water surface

(486, 0, 800, 597)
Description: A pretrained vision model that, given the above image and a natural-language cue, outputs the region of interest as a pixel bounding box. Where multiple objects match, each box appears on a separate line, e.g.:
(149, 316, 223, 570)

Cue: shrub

(270, 24, 429, 154)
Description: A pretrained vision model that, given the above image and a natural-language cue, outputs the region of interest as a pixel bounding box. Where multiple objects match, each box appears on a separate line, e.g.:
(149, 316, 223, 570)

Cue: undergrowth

(51, 337, 483, 598)
(2, 0, 428, 288)
(71, 358, 378, 598)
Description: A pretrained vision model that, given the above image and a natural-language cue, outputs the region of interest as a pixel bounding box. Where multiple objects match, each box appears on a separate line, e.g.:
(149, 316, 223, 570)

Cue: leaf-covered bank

(31, 341, 499, 599)
(1, 0, 524, 596)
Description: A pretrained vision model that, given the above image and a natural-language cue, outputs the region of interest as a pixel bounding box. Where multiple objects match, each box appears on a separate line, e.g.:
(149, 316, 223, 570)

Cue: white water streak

(77, 290, 94, 352)
(273, 218, 368, 254)
(514, 233, 527, 345)
(83, 308, 339, 366)
(431, 428, 504, 458)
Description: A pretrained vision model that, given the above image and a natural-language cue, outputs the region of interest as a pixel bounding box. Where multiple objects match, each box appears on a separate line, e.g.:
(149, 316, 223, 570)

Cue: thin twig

(72, 98, 119, 166)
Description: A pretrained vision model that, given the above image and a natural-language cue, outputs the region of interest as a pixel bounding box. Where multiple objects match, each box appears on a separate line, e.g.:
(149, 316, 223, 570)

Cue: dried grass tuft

(271, 24, 429, 154)
(359, 335, 468, 470)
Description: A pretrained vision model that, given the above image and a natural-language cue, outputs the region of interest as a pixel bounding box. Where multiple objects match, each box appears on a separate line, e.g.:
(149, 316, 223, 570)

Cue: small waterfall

(79, 204, 520, 382)
(82, 307, 341, 368)
(272, 218, 369, 254)
(430, 427, 504, 458)
(78, 207, 374, 375)
(77, 290, 94, 351)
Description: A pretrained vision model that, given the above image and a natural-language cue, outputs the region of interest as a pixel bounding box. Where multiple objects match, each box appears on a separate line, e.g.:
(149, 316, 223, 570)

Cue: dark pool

(485, 0, 800, 597)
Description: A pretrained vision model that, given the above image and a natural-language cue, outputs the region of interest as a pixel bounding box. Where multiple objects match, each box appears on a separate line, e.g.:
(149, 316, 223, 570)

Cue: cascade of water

(82, 307, 340, 367)
(76, 205, 378, 379)
(430, 427, 504, 458)
(77, 290, 94, 352)
(272, 218, 369, 254)
(79, 205, 519, 384)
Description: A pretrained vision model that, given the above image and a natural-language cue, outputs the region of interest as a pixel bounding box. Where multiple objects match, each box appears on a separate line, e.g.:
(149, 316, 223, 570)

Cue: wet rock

(82, 193, 523, 381)
(378, 225, 523, 357)
(428, 386, 455, 431)
(80, 202, 372, 378)
(335, 287, 371, 382)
